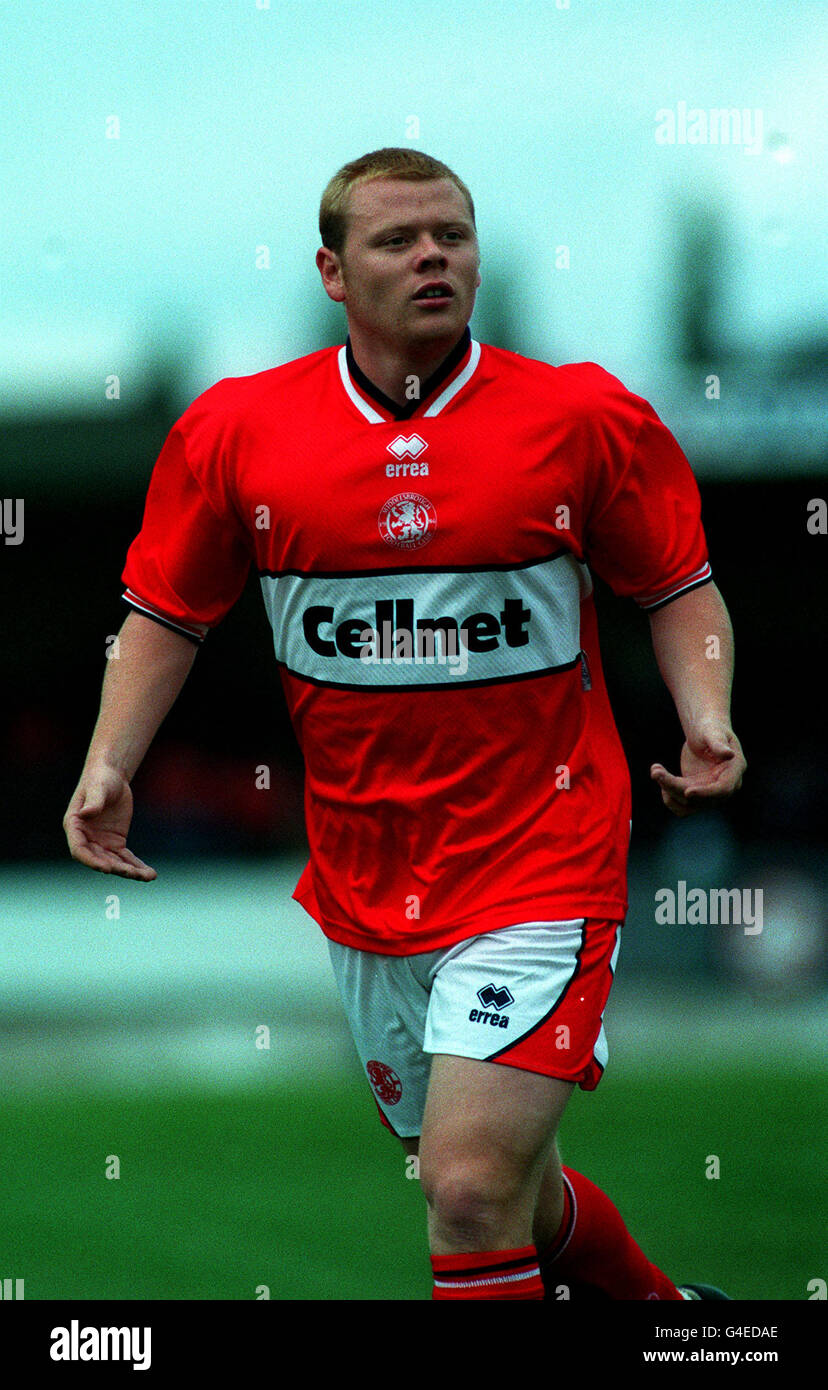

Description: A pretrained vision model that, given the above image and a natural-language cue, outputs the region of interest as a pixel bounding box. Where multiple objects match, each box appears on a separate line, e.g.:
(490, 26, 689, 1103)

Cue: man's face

(317, 177, 481, 354)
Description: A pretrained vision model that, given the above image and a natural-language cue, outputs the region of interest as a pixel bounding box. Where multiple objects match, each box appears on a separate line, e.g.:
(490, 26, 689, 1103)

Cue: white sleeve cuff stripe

(635, 563, 712, 609)
(122, 591, 208, 641)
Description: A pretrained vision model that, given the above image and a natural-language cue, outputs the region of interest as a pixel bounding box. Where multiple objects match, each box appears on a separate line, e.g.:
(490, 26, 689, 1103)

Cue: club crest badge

(378, 492, 437, 550)
(366, 1060, 402, 1105)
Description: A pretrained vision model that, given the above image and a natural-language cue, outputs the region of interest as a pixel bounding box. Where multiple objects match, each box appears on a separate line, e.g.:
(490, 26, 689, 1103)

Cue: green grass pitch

(0, 1064, 822, 1300)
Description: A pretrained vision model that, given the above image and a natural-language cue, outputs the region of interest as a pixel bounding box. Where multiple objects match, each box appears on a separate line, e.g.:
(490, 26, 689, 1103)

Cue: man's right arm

(63, 609, 199, 880)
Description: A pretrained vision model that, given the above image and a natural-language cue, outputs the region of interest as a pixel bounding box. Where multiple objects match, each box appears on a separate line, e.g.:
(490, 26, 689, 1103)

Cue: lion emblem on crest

(378, 492, 437, 550)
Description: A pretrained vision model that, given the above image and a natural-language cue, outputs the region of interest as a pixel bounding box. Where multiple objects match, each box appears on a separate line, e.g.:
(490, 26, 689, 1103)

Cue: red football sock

(540, 1166, 683, 1301)
(431, 1245, 545, 1300)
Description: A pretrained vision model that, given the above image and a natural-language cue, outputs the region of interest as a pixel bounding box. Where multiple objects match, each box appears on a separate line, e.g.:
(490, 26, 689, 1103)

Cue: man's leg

(419, 1054, 570, 1251)
(408, 1071, 684, 1301)
(391, 919, 684, 1299)
(533, 1141, 567, 1253)
(531, 1143, 684, 1301)
(415, 1053, 571, 1298)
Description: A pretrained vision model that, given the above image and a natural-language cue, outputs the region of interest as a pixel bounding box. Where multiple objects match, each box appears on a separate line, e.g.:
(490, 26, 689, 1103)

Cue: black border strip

(484, 921, 588, 1062)
(258, 544, 571, 581)
(435, 1253, 541, 1280)
(273, 653, 581, 693)
(121, 596, 203, 645)
(638, 572, 713, 612)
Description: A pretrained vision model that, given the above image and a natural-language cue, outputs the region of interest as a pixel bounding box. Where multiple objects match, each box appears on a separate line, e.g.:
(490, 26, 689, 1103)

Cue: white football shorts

(326, 917, 622, 1138)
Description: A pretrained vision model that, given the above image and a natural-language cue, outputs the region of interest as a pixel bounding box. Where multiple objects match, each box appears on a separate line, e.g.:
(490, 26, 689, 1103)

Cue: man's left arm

(647, 581, 747, 817)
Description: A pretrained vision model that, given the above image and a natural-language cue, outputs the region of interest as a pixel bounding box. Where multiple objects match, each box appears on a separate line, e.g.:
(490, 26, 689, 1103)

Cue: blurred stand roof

(1, 332, 824, 499)
(3, 197, 823, 492)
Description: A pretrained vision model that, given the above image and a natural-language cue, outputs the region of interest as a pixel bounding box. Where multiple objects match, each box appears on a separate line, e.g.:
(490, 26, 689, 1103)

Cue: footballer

(64, 148, 746, 1301)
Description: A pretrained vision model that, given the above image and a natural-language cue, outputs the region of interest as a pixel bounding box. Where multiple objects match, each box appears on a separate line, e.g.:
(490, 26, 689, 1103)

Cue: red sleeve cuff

(634, 564, 713, 611)
(121, 589, 209, 644)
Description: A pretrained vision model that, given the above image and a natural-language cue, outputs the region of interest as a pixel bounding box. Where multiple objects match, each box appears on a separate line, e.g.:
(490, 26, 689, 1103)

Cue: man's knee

(419, 1152, 535, 1238)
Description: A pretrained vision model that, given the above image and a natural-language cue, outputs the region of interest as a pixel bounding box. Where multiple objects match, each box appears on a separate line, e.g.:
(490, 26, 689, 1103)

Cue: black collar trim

(345, 327, 472, 421)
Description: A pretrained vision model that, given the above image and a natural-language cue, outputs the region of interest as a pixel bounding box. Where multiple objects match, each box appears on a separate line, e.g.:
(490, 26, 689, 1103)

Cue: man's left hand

(650, 720, 746, 817)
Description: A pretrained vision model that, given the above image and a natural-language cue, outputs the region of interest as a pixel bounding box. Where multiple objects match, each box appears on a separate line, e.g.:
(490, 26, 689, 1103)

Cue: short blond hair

(319, 147, 476, 256)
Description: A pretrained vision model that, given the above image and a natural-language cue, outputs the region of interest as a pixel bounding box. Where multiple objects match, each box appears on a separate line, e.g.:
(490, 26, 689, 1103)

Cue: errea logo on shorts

(469, 983, 514, 1029)
(478, 984, 514, 1011)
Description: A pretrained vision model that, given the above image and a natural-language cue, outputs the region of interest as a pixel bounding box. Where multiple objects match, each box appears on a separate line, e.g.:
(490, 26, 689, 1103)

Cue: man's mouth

(412, 282, 454, 304)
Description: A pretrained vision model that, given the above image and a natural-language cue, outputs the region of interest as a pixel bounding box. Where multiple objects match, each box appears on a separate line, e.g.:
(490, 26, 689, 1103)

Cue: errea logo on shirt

(386, 434, 429, 477)
(387, 434, 426, 459)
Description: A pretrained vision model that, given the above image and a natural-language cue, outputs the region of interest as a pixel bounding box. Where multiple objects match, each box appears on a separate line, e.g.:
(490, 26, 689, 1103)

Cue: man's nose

(414, 235, 447, 263)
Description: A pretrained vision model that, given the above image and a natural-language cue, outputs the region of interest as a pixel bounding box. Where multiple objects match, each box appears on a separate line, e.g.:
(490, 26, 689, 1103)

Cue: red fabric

(431, 1245, 544, 1300)
(490, 918, 619, 1089)
(540, 1166, 683, 1300)
(122, 342, 710, 955)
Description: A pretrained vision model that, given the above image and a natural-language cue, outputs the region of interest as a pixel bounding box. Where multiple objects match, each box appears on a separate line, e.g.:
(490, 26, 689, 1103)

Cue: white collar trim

(336, 339, 482, 423)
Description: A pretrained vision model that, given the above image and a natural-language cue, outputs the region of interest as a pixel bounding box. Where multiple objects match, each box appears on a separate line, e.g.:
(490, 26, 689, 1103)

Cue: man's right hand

(63, 764, 157, 880)
(62, 610, 198, 880)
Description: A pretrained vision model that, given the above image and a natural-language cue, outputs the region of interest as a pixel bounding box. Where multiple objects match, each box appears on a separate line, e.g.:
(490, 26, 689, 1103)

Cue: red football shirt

(122, 330, 711, 953)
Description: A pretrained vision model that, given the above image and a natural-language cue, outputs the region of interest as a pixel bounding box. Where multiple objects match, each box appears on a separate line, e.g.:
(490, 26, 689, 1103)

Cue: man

(64, 148, 746, 1301)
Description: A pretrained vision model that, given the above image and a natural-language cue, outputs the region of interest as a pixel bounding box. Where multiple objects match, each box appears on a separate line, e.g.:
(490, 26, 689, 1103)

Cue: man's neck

(346, 329, 468, 409)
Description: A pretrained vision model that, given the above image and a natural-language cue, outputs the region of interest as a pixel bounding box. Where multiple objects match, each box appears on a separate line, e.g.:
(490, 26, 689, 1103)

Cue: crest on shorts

(378, 492, 437, 550)
(366, 1060, 402, 1105)
(477, 984, 514, 1011)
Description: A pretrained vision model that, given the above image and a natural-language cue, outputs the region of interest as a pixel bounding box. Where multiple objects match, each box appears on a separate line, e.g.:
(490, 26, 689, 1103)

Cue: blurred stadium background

(1, 1, 825, 1301)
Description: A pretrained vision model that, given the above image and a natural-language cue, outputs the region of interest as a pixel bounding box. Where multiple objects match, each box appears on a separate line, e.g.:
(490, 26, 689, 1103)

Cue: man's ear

(316, 246, 346, 304)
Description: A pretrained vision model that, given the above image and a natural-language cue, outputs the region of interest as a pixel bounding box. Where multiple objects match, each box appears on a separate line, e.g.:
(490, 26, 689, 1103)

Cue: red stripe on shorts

(484, 918, 619, 1090)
